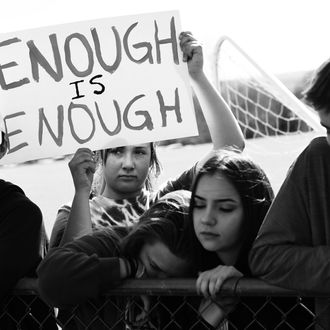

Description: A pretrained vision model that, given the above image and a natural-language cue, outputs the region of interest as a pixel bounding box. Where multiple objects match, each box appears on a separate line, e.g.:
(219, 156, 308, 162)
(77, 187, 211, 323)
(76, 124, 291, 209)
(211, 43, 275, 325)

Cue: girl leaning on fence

(187, 148, 313, 329)
(49, 31, 245, 248)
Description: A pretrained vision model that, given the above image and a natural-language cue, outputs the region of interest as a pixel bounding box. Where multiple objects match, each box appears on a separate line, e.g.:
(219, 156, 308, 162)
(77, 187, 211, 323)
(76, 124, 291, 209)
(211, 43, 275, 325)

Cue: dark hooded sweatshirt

(0, 179, 55, 329)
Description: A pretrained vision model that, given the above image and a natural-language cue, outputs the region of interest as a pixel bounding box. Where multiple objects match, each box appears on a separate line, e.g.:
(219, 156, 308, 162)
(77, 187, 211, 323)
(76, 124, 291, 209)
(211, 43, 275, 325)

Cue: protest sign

(0, 10, 198, 164)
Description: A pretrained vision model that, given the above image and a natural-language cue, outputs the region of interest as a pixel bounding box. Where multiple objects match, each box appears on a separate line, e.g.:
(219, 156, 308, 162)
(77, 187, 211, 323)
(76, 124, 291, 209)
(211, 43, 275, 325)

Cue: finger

(179, 32, 197, 45)
(179, 31, 193, 40)
(71, 149, 91, 161)
(196, 273, 207, 295)
(179, 34, 196, 45)
(70, 156, 96, 175)
(180, 42, 194, 61)
(214, 277, 223, 293)
(180, 41, 201, 61)
(86, 161, 97, 173)
(75, 150, 96, 165)
(179, 37, 198, 53)
(196, 276, 202, 295)
(200, 278, 211, 298)
(209, 280, 217, 299)
(74, 147, 92, 157)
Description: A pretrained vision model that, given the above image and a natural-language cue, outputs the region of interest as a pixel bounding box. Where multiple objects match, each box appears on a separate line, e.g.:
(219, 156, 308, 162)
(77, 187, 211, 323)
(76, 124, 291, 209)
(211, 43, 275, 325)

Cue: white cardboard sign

(0, 11, 198, 164)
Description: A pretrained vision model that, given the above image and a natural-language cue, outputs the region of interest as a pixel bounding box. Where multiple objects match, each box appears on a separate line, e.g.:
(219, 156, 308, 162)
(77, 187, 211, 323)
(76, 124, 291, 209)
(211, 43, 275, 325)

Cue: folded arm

(38, 230, 127, 307)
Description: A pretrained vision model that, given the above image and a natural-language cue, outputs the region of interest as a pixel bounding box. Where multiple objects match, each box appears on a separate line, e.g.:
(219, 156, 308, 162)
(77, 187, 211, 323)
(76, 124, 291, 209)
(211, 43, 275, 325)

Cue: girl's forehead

(199, 172, 229, 185)
(196, 173, 240, 199)
(133, 143, 151, 148)
(120, 143, 151, 150)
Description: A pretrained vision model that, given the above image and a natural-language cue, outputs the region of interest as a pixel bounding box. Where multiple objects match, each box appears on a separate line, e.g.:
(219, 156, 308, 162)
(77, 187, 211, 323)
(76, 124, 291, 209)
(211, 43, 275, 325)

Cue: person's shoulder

(0, 180, 40, 213)
(0, 179, 25, 197)
(287, 136, 330, 178)
(306, 136, 330, 157)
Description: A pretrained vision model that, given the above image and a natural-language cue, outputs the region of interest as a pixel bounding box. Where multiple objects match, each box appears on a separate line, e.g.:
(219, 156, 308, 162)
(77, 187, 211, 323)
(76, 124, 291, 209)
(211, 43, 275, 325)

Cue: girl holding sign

(50, 31, 245, 248)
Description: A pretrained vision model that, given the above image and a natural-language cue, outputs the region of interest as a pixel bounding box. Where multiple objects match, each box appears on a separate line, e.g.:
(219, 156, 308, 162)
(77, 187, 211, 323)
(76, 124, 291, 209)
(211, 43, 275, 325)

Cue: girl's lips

(199, 231, 219, 238)
(118, 175, 136, 180)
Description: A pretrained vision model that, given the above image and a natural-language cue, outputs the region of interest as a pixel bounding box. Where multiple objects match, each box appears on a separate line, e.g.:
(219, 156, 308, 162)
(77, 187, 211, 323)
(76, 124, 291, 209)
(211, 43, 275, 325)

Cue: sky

(1, 0, 330, 76)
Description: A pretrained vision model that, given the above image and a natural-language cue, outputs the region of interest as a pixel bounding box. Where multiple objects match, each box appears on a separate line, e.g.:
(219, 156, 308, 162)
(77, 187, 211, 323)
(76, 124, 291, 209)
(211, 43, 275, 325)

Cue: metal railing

(1, 277, 328, 329)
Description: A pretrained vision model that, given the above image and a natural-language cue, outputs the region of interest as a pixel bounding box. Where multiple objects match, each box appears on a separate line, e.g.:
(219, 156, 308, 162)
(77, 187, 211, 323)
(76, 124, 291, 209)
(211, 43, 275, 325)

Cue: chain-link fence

(1, 277, 328, 329)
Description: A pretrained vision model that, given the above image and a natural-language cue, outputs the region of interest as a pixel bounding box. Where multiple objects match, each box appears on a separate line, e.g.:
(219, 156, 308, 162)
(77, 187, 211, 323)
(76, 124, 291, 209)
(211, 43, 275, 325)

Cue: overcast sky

(1, 0, 330, 74)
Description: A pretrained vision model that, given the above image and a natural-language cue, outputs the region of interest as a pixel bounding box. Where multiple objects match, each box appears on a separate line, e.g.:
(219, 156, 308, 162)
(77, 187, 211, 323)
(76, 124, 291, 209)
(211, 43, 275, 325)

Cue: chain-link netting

(1, 277, 328, 329)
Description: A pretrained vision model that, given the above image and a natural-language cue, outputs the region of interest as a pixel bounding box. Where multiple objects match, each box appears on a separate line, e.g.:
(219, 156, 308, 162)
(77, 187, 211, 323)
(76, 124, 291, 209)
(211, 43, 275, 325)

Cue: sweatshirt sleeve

(49, 204, 71, 248)
(0, 195, 45, 301)
(37, 230, 123, 308)
(249, 143, 330, 294)
(155, 164, 197, 200)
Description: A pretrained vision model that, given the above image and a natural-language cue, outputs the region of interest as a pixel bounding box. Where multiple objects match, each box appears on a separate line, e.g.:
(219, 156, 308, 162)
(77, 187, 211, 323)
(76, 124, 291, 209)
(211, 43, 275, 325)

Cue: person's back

(0, 178, 56, 329)
(249, 56, 330, 329)
(0, 124, 56, 329)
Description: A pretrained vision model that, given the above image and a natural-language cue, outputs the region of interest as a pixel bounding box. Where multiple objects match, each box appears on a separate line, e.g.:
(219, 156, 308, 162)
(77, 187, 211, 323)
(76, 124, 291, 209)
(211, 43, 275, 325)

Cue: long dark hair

(303, 58, 330, 112)
(188, 148, 274, 274)
(121, 190, 195, 273)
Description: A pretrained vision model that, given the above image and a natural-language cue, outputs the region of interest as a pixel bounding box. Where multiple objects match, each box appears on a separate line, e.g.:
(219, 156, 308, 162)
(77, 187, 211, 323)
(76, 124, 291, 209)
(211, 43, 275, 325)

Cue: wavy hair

(121, 190, 194, 273)
(303, 58, 330, 112)
(187, 148, 274, 274)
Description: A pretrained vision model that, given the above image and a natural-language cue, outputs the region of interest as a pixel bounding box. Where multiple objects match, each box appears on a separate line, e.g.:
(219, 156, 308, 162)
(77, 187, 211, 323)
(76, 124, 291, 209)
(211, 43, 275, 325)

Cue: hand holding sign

(0, 11, 198, 164)
(68, 148, 97, 194)
(179, 31, 204, 79)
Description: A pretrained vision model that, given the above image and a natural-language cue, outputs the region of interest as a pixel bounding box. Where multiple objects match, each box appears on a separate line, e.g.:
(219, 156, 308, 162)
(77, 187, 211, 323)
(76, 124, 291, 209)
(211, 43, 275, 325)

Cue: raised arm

(56, 148, 97, 246)
(179, 31, 245, 153)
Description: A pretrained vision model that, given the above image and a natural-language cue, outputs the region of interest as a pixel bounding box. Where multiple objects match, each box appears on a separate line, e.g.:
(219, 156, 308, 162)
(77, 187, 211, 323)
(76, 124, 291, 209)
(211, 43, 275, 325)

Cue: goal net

(214, 36, 324, 191)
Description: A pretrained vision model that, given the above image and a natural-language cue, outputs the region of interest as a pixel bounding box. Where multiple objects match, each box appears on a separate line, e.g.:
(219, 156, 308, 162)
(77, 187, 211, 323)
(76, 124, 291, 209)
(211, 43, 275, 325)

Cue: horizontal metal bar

(12, 277, 330, 298)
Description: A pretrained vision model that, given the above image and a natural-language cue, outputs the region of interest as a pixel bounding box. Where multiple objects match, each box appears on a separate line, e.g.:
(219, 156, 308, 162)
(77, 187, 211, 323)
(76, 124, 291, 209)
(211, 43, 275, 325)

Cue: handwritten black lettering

(28, 34, 63, 82)
(38, 106, 64, 146)
(4, 111, 28, 153)
(157, 88, 181, 127)
(0, 38, 30, 90)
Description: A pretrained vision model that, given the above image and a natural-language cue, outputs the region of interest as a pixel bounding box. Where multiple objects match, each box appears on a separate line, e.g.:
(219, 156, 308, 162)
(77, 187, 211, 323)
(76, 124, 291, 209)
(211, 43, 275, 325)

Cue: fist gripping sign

(0, 11, 197, 164)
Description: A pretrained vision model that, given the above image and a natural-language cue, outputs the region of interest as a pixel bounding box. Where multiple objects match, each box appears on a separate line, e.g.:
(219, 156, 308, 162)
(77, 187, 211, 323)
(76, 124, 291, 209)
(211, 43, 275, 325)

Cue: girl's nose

(200, 206, 216, 226)
(122, 152, 135, 169)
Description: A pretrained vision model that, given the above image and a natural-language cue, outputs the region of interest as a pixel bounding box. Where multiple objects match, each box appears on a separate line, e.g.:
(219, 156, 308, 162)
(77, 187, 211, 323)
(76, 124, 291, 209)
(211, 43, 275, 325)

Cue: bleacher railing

(1, 277, 328, 329)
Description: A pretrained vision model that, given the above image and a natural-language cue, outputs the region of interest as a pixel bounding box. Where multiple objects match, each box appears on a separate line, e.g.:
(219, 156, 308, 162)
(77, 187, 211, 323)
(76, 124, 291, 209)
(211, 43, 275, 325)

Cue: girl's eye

(134, 149, 147, 156)
(193, 201, 205, 209)
(219, 206, 235, 213)
(110, 148, 123, 155)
